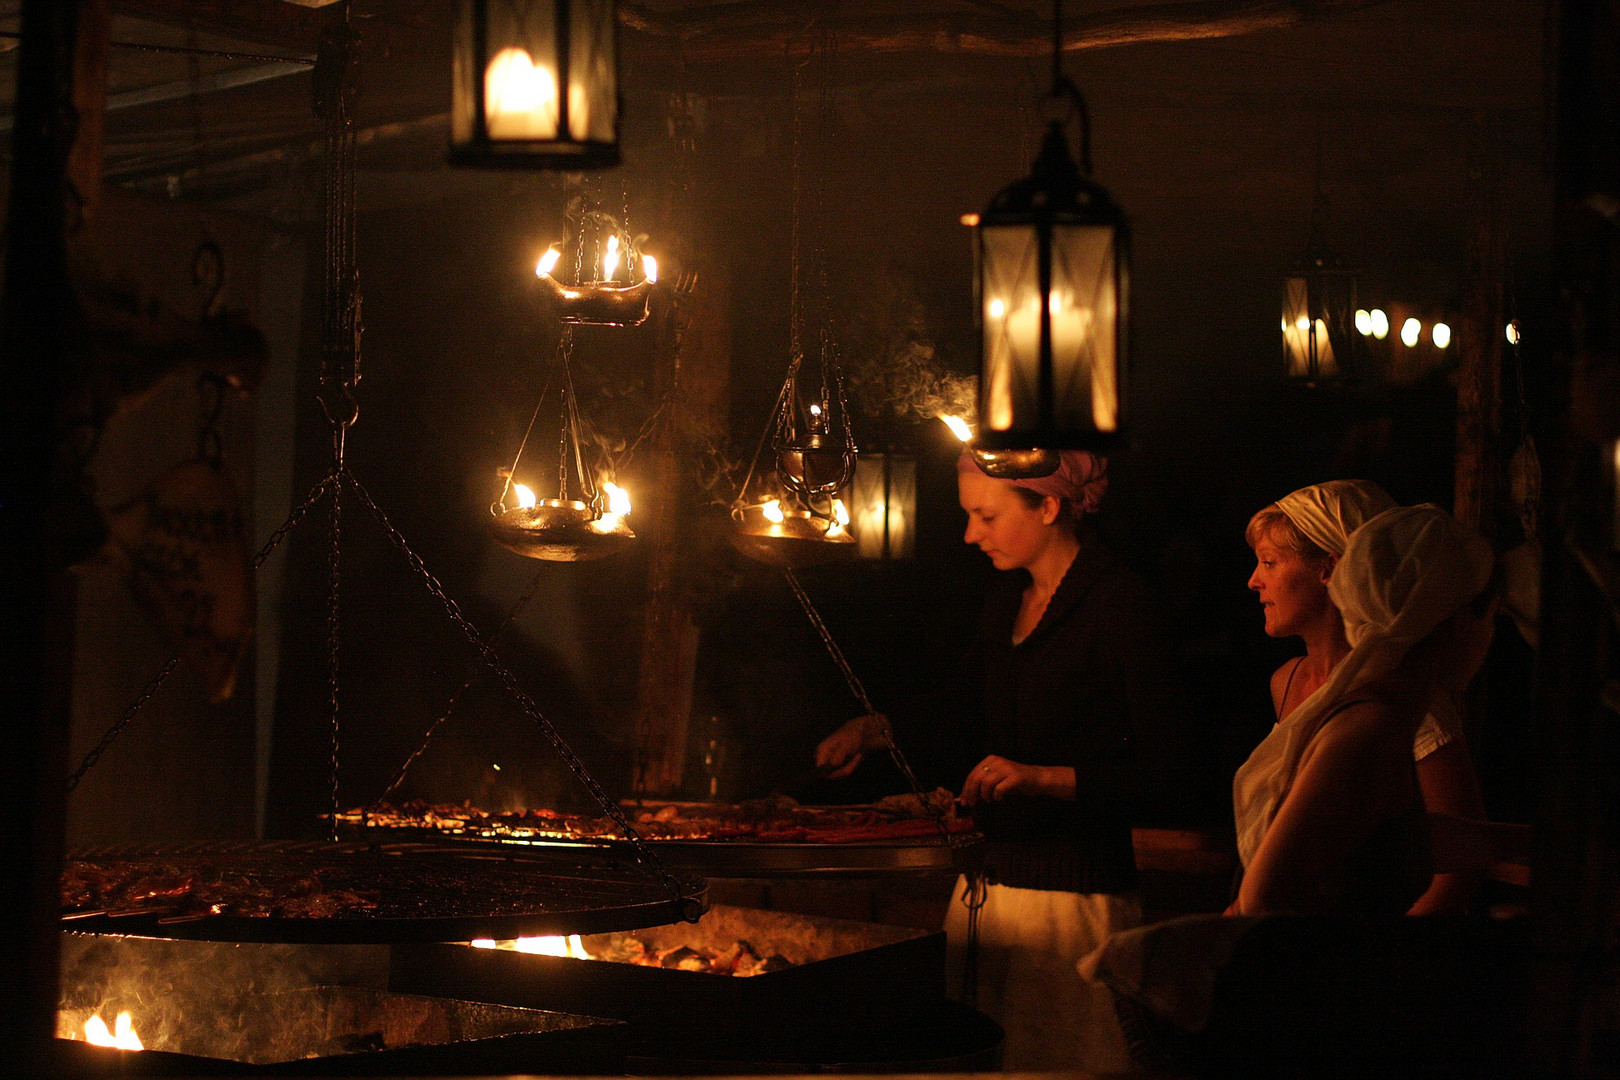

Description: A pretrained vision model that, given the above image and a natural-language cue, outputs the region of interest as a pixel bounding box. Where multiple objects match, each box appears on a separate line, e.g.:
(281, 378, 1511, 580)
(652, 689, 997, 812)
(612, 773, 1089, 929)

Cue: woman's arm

(1232, 701, 1415, 916)
(1408, 737, 1488, 915)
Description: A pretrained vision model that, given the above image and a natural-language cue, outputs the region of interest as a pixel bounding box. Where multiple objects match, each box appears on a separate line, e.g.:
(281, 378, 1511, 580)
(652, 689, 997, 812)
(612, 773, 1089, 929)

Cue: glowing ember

(536, 246, 562, 277)
(761, 499, 785, 524)
(513, 483, 538, 509)
(83, 1011, 143, 1051)
(940, 415, 973, 442)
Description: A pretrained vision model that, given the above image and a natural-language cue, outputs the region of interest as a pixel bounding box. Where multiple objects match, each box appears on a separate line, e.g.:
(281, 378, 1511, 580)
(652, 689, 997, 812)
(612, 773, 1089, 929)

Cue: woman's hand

(959, 755, 1065, 805)
(814, 713, 890, 779)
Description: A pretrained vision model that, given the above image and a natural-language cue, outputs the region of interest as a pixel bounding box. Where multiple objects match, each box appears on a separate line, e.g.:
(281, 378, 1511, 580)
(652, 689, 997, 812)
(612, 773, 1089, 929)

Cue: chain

(65, 472, 337, 793)
(782, 569, 954, 845)
(326, 471, 343, 840)
(342, 470, 692, 901)
(960, 871, 989, 1007)
(372, 566, 549, 807)
(65, 656, 183, 793)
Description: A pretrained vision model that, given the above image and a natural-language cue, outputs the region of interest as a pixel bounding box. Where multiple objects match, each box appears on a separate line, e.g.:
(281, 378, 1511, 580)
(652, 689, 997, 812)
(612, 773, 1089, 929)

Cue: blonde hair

(1245, 505, 1330, 562)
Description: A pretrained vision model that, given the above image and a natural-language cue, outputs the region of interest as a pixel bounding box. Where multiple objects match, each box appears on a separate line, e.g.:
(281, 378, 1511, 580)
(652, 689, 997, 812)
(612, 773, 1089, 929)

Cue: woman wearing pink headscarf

(816, 448, 1173, 1071)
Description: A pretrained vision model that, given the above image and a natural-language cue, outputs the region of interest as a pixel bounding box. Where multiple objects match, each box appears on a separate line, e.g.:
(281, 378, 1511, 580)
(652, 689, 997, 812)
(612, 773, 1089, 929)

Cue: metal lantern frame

(1282, 246, 1361, 385)
(451, 0, 621, 170)
(971, 21, 1129, 456)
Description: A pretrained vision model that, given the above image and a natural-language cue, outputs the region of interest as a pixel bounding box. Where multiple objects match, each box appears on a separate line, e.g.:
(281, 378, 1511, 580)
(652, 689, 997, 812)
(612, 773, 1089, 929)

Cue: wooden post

(0, 0, 109, 1066)
(1527, 0, 1620, 1073)
(631, 264, 732, 797)
(1453, 170, 1505, 537)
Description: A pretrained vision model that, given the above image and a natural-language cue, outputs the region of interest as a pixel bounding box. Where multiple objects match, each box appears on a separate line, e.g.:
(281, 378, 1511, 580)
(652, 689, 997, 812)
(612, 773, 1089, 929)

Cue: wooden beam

(620, 0, 1393, 61)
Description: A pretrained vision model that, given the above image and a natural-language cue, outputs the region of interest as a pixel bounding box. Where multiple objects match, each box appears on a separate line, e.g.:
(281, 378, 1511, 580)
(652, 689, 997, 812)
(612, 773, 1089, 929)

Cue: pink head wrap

(957, 448, 1110, 517)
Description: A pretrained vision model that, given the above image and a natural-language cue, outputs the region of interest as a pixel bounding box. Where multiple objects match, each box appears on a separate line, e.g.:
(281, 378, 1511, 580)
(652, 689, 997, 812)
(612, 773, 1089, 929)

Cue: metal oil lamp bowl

(489, 498, 636, 562)
(969, 446, 1061, 480)
(534, 273, 654, 327)
(728, 504, 857, 568)
(775, 432, 856, 499)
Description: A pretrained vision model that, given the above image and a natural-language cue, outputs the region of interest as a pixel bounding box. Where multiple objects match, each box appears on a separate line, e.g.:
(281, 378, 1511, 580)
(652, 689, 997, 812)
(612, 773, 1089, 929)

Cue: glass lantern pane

(569, 0, 618, 142)
(851, 455, 917, 560)
(1282, 275, 1339, 379)
(979, 225, 1040, 434)
(483, 0, 560, 140)
(1050, 224, 1120, 434)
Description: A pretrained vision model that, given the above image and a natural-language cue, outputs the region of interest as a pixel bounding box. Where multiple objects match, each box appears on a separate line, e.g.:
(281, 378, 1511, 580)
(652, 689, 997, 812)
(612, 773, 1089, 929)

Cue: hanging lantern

(849, 454, 916, 560)
(1282, 248, 1359, 384)
(450, 0, 620, 170)
(972, 20, 1129, 456)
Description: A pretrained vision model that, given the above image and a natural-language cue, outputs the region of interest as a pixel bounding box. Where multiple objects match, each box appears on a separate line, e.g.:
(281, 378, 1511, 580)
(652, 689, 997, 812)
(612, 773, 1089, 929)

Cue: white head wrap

(1232, 505, 1495, 867)
(1272, 479, 1396, 557)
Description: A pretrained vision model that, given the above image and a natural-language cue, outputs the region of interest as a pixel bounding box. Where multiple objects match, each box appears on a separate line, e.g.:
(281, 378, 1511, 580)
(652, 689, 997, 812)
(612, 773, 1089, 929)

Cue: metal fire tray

(57, 986, 623, 1075)
(390, 903, 974, 1064)
(59, 840, 706, 944)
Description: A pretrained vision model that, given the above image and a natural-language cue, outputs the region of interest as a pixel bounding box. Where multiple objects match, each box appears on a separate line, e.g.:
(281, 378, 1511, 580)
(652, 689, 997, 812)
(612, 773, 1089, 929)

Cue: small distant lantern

(1282, 248, 1360, 384)
(451, 0, 620, 170)
(971, 8, 1128, 454)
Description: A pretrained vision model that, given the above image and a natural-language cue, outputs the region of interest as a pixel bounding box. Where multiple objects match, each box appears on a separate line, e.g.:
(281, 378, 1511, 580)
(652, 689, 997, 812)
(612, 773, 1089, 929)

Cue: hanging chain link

(782, 569, 957, 846)
(342, 470, 692, 902)
(66, 473, 337, 792)
(325, 471, 344, 839)
(372, 566, 549, 807)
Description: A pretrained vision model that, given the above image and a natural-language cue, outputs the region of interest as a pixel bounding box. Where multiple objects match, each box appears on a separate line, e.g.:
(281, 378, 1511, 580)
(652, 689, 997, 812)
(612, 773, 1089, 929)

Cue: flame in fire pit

(82, 1011, 144, 1050)
(472, 935, 593, 959)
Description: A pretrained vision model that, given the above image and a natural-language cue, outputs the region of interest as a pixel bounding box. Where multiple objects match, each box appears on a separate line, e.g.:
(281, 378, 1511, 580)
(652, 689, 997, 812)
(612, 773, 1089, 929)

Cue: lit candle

(484, 49, 558, 140)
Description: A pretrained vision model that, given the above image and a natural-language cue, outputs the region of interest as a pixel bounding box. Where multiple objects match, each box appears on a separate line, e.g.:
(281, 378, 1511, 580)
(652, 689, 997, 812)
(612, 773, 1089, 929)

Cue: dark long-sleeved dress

(966, 524, 1176, 896)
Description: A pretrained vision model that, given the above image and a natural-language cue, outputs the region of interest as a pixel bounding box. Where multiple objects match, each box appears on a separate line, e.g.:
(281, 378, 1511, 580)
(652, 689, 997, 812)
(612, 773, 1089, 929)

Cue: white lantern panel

(569, 0, 617, 141)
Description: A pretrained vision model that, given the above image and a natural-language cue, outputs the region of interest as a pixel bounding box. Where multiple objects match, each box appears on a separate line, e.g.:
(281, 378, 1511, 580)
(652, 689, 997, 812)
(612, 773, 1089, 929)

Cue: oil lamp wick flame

(940, 415, 973, 442)
(536, 246, 561, 278)
(601, 235, 620, 282)
(513, 483, 538, 509)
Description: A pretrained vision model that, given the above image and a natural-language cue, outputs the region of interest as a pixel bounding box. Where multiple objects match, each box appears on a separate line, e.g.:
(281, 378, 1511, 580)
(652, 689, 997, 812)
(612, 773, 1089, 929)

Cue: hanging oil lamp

(489, 342, 636, 562)
(533, 211, 656, 326)
(729, 358, 859, 567)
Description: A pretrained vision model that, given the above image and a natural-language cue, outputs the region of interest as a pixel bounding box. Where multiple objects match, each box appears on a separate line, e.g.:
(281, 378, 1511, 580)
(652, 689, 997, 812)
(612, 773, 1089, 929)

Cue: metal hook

(192, 240, 225, 318)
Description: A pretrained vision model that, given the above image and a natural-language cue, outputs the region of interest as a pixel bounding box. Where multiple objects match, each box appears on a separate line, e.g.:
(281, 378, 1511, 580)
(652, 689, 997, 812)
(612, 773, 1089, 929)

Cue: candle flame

(485, 49, 558, 139)
(940, 415, 973, 442)
(513, 483, 537, 510)
(641, 254, 658, 284)
(601, 235, 620, 282)
(762, 499, 785, 524)
(536, 246, 561, 277)
(84, 1012, 143, 1051)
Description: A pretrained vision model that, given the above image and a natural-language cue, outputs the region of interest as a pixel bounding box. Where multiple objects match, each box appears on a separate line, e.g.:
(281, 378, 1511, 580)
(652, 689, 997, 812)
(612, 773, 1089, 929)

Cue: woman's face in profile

(1248, 535, 1335, 639)
(958, 471, 1053, 572)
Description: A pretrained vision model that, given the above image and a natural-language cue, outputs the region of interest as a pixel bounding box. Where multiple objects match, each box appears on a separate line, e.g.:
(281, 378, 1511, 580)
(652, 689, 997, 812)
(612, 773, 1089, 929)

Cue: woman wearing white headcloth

(1245, 482, 1490, 914)
(1231, 503, 1496, 915)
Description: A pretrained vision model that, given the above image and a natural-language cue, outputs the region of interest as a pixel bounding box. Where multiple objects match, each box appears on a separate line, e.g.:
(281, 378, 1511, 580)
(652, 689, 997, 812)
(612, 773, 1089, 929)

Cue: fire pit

(56, 933, 623, 1075)
(391, 903, 1001, 1068)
